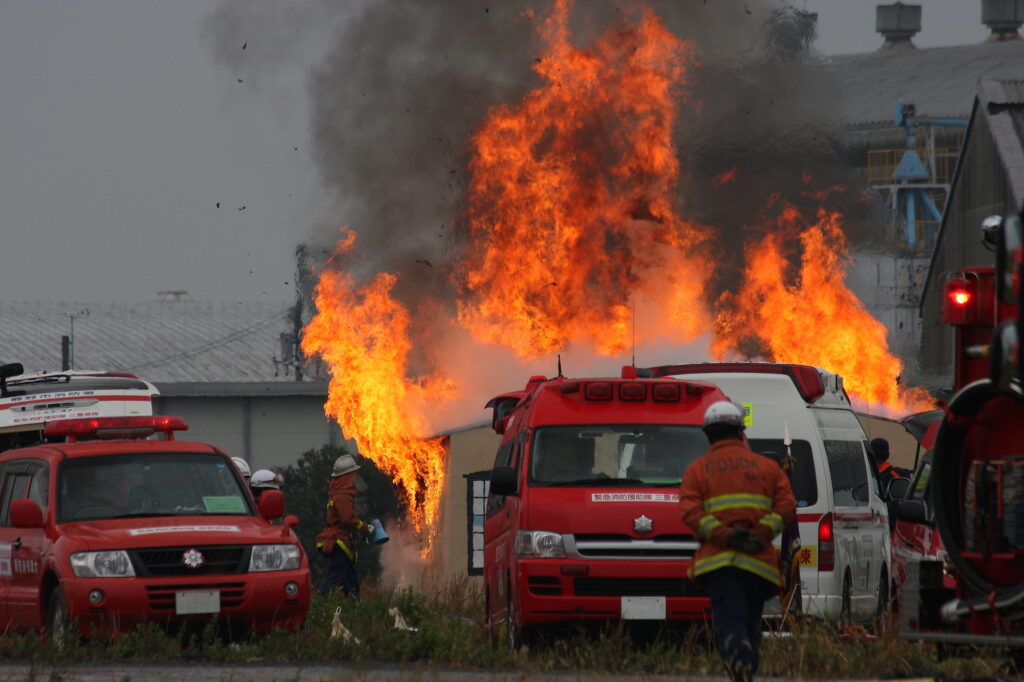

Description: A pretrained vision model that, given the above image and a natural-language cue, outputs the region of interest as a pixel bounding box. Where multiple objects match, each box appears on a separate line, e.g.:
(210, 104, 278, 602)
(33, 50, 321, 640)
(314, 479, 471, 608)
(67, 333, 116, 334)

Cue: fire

(304, 1, 934, 554)
(711, 203, 931, 412)
(458, 0, 711, 357)
(301, 231, 451, 551)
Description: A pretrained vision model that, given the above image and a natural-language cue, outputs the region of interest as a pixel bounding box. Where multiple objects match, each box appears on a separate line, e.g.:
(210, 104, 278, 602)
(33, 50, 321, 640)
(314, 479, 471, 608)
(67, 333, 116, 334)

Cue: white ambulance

(0, 363, 159, 452)
(650, 362, 891, 625)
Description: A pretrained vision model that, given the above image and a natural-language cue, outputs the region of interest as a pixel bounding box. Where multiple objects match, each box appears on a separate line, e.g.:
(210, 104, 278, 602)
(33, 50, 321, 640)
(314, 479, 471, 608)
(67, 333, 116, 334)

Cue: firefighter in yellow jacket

(680, 401, 796, 682)
(316, 454, 374, 598)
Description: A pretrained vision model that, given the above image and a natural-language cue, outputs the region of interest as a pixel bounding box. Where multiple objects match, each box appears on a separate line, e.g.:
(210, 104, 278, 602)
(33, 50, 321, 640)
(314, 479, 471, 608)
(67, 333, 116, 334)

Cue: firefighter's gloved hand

(726, 528, 764, 554)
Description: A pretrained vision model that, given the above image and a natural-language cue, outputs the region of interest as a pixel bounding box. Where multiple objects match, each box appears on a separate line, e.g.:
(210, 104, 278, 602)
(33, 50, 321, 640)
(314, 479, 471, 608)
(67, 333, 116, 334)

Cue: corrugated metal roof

(827, 41, 1024, 126)
(0, 301, 303, 383)
(980, 77, 1024, 210)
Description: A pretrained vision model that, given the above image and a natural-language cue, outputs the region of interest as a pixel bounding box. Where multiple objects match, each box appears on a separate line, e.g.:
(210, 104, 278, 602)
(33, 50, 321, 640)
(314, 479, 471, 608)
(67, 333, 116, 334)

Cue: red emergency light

(942, 277, 979, 325)
(44, 415, 189, 442)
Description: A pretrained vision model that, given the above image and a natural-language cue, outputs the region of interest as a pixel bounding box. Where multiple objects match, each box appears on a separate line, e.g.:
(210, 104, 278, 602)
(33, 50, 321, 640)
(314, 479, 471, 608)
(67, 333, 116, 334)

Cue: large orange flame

(305, 1, 932, 556)
(711, 203, 931, 412)
(301, 231, 451, 551)
(458, 0, 711, 357)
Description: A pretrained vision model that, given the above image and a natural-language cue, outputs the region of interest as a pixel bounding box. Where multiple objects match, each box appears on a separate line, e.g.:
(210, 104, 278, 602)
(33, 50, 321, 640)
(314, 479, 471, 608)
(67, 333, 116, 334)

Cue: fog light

(88, 589, 104, 604)
(284, 581, 299, 597)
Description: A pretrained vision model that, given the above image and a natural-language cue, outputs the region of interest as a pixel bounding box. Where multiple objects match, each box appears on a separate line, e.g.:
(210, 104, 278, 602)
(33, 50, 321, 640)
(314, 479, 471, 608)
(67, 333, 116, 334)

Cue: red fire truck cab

(0, 415, 310, 644)
(483, 367, 730, 647)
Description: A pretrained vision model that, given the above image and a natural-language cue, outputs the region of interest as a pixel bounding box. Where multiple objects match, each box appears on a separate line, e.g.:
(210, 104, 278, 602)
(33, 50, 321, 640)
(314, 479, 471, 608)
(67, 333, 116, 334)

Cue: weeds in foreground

(0, 578, 1016, 679)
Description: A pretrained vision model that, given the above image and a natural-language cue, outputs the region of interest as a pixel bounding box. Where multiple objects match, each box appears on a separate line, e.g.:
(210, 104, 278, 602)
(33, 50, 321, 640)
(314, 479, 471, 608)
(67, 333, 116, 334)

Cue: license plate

(621, 596, 666, 620)
(175, 590, 220, 615)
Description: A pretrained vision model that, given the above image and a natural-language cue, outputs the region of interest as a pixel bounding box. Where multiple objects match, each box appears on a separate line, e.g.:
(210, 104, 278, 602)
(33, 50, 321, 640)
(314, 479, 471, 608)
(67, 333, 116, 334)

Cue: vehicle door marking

(128, 525, 240, 535)
(591, 493, 679, 502)
(0, 544, 11, 577)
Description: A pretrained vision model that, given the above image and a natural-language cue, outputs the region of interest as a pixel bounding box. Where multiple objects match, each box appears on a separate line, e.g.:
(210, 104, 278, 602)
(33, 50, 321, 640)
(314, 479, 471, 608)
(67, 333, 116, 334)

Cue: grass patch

(0, 577, 1016, 679)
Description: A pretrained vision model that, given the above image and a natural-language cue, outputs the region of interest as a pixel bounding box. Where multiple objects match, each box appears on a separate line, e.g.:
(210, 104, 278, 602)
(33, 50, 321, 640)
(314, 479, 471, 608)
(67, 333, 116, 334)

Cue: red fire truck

(483, 366, 730, 648)
(897, 212, 1024, 652)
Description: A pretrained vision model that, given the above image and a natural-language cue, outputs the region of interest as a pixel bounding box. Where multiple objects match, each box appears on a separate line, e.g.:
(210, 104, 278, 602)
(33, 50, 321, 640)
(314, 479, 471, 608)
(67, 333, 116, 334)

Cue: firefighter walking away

(680, 401, 797, 682)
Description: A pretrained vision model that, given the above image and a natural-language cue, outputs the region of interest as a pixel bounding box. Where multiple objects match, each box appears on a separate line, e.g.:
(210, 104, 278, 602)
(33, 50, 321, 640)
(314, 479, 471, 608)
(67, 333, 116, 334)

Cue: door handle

(12, 538, 21, 550)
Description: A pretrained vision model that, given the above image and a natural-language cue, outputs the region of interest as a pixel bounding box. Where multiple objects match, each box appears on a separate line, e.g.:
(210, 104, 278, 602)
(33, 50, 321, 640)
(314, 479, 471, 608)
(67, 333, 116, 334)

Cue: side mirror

(280, 514, 299, 538)
(10, 498, 44, 528)
(886, 477, 912, 501)
(258, 489, 285, 519)
(489, 466, 518, 496)
(897, 498, 930, 525)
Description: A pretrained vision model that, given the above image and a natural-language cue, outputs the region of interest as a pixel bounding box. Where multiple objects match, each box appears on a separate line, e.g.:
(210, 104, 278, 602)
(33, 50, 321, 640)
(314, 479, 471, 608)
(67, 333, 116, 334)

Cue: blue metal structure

(891, 100, 968, 250)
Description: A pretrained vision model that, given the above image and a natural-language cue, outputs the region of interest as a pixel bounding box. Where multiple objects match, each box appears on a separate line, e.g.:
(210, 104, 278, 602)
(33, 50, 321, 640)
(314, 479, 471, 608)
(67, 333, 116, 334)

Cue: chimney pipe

(982, 0, 1024, 41)
(876, 3, 921, 50)
(61, 335, 71, 371)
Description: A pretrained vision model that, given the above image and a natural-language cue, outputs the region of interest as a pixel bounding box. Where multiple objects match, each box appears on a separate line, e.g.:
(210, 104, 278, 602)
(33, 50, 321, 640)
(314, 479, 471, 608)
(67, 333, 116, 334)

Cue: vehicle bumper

(62, 569, 310, 634)
(514, 559, 709, 625)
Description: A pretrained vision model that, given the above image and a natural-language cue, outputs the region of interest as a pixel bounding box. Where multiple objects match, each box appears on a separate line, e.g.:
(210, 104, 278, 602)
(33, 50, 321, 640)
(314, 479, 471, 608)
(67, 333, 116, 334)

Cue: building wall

(153, 394, 338, 471)
(434, 424, 501, 584)
(847, 251, 931, 383)
(920, 111, 1015, 386)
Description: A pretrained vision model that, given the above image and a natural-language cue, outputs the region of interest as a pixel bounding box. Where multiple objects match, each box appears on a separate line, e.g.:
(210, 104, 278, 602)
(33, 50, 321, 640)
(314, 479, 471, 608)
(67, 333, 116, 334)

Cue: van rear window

(748, 439, 817, 508)
(823, 440, 870, 507)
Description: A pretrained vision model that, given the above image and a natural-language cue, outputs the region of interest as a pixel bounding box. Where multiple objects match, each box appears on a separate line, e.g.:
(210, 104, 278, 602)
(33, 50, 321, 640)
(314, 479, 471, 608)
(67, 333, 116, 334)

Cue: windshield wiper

(552, 478, 645, 486)
(117, 512, 184, 518)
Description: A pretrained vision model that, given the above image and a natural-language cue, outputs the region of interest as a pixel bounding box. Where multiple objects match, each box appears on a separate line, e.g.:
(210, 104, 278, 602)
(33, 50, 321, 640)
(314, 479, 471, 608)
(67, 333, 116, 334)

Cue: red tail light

(44, 416, 189, 442)
(818, 512, 834, 572)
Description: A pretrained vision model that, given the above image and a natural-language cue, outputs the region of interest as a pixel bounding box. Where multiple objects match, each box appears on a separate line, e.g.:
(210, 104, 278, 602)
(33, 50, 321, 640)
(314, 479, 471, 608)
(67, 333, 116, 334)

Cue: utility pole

(65, 309, 90, 370)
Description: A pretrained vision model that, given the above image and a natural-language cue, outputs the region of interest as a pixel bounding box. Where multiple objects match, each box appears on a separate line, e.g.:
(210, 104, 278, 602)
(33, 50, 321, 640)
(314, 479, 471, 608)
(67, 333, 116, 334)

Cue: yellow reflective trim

(336, 539, 355, 561)
(704, 493, 772, 513)
(694, 551, 780, 585)
(698, 514, 721, 541)
(759, 512, 783, 535)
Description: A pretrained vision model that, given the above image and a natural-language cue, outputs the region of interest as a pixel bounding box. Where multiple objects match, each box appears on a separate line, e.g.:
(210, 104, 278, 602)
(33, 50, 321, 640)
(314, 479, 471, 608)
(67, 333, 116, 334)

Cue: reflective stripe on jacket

(680, 438, 797, 588)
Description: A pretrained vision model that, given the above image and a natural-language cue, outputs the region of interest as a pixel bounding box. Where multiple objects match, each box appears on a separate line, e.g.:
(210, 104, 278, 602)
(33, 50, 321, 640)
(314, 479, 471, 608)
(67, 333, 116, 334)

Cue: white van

(649, 362, 891, 624)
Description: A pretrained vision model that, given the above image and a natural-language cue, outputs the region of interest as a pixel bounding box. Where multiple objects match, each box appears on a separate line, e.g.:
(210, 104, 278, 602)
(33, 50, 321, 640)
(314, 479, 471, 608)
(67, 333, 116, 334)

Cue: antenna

(631, 297, 636, 367)
(557, 354, 563, 378)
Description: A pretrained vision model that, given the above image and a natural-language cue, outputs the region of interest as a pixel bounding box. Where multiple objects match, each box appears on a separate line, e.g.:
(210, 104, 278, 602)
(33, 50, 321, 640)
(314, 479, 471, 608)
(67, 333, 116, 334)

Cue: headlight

(249, 544, 300, 572)
(515, 530, 565, 558)
(70, 550, 135, 578)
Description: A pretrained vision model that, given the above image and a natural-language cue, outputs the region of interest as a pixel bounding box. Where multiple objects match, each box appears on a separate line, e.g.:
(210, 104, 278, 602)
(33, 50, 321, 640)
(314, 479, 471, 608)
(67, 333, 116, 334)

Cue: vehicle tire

(839, 572, 853, 627)
(872, 566, 890, 636)
(46, 586, 72, 651)
(505, 589, 521, 652)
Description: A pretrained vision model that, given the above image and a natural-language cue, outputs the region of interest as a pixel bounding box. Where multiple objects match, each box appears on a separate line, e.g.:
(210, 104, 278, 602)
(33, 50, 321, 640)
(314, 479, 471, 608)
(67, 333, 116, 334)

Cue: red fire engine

(483, 366, 730, 648)
(897, 212, 1024, 652)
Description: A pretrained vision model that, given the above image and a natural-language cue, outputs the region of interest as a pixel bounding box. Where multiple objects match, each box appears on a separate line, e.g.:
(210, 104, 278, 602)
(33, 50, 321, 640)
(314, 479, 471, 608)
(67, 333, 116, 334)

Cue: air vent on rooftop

(876, 3, 921, 50)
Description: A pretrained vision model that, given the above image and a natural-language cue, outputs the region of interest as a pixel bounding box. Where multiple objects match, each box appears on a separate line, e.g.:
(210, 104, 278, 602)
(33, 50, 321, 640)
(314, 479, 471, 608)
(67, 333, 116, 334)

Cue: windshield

(58, 453, 253, 523)
(528, 424, 707, 487)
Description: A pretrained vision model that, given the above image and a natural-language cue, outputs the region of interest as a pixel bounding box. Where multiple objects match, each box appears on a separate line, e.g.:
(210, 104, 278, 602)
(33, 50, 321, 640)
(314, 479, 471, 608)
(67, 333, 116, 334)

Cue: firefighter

(231, 456, 251, 484)
(250, 468, 284, 502)
(680, 401, 797, 682)
(316, 454, 375, 598)
(871, 437, 910, 483)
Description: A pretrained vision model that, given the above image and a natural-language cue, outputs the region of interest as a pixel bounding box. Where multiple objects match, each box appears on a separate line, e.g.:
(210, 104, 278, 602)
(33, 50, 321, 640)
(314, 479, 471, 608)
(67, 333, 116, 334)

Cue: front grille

(131, 545, 249, 577)
(573, 533, 699, 559)
(574, 577, 705, 597)
(146, 582, 246, 611)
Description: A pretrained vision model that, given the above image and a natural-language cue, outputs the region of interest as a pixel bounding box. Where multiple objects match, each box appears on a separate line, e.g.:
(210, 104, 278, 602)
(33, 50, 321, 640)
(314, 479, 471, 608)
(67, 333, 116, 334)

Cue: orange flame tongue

(301, 233, 450, 551)
(712, 205, 931, 413)
(459, 0, 710, 357)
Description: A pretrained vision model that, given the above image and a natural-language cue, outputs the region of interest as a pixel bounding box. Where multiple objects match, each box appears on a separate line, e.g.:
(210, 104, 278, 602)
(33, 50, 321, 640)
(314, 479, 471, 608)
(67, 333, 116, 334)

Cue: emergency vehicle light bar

(44, 415, 189, 442)
(649, 362, 827, 403)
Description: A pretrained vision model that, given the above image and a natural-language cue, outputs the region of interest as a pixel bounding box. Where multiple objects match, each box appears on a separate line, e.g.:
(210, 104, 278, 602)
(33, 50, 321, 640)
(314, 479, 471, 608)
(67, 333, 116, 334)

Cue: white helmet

(251, 469, 282, 489)
(703, 401, 745, 430)
(231, 457, 251, 480)
(332, 454, 361, 477)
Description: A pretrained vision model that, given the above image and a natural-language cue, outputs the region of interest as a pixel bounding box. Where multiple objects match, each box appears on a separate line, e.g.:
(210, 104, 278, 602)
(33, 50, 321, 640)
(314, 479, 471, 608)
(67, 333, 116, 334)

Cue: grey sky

(0, 0, 998, 304)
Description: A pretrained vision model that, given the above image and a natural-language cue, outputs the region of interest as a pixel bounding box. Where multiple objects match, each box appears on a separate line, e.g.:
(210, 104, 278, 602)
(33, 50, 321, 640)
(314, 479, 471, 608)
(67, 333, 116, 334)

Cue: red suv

(0, 416, 310, 643)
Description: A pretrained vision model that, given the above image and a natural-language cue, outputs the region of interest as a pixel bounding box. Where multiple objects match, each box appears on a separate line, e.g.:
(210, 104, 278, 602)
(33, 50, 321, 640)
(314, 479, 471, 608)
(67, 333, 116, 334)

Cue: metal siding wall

(920, 116, 1016, 385)
(154, 397, 245, 457)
